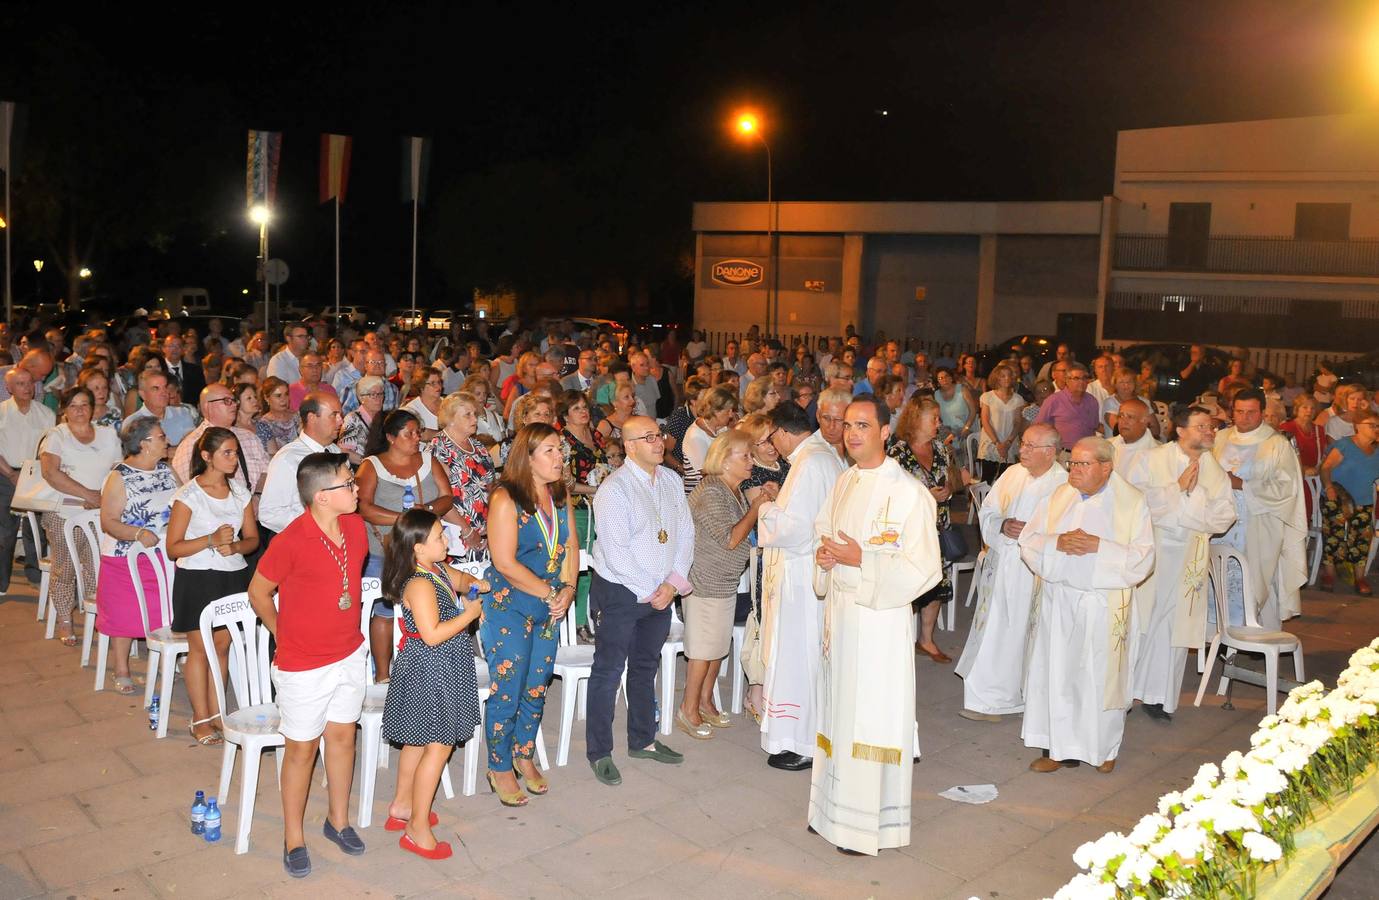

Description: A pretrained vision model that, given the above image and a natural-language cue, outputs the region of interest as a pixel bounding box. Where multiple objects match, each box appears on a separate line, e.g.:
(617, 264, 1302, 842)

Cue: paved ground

(0, 561, 1376, 899)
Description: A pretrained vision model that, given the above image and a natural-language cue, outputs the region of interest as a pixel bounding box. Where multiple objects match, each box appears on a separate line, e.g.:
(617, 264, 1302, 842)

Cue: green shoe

(590, 756, 622, 786)
(628, 740, 684, 765)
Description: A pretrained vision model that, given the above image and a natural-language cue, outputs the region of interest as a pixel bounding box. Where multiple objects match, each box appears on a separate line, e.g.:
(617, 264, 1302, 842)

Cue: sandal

(57, 619, 79, 647)
(112, 676, 137, 695)
(188, 716, 223, 746)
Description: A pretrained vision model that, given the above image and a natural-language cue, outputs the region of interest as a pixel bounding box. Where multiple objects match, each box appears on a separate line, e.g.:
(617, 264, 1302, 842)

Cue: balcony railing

(1114, 234, 1379, 278)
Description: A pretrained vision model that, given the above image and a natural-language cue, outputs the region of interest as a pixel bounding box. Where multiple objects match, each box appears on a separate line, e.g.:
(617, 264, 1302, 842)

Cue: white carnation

(1052, 873, 1116, 900)
(1242, 831, 1283, 862)
(1127, 813, 1171, 847)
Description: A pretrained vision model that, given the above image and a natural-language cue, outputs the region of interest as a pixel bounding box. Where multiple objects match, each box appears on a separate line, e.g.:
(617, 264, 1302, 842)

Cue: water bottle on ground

(190, 791, 206, 835)
(148, 696, 160, 731)
(203, 798, 221, 843)
(402, 484, 415, 511)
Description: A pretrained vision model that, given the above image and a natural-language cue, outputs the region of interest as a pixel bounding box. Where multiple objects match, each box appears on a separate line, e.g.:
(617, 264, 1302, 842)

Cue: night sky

(0, 1, 1367, 319)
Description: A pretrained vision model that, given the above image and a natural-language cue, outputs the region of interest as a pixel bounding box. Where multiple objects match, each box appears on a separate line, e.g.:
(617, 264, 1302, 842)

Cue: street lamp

(79, 267, 91, 279)
(249, 205, 271, 330)
(31, 259, 42, 303)
(732, 110, 775, 335)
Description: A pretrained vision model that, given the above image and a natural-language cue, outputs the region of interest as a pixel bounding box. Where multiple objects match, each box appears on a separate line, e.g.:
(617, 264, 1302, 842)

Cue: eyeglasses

(1018, 441, 1053, 451)
(1067, 460, 1101, 469)
(625, 432, 665, 444)
(320, 478, 357, 492)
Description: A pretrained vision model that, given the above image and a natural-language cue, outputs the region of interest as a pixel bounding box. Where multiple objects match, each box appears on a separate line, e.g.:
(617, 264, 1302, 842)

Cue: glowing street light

(731, 109, 776, 332)
(32, 259, 42, 273)
(249, 204, 271, 226)
(79, 267, 92, 279)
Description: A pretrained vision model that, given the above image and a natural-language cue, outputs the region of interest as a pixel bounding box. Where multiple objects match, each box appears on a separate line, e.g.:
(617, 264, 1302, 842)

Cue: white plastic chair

(1305, 475, 1324, 584)
(964, 432, 981, 475)
(60, 510, 103, 667)
(967, 481, 990, 525)
(26, 511, 54, 637)
(552, 608, 595, 766)
(965, 548, 988, 607)
(355, 576, 391, 828)
(120, 545, 189, 736)
(1194, 546, 1304, 716)
(1153, 400, 1171, 437)
(202, 593, 284, 855)
(941, 558, 976, 632)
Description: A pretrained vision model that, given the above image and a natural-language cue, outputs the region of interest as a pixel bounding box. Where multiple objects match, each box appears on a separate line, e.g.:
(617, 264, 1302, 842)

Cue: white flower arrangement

(1050, 636, 1379, 898)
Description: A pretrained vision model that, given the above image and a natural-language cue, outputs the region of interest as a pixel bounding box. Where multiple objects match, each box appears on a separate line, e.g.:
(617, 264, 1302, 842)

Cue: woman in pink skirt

(95, 418, 178, 694)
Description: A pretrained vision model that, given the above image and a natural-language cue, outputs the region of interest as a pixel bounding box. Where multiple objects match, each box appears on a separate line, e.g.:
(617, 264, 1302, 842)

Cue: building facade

(693, 113, 1379, 358)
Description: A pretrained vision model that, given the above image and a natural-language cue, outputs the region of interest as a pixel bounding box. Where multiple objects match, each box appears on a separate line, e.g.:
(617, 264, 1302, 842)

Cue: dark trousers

(0, 477, 41, 592)
(585, 569, 670, 762)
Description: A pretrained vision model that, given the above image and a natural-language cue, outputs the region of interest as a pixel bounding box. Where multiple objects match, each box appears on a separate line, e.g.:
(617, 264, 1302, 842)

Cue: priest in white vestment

(1108, 398, 1158, 473)
(1212, 389, 1308, 629)
(758, 400, 848, 770)
(810, 397, 941, 855)
(956, 423, 1067, 720)
(1127, 406, 1237, 720)
(1019, 437, 1155, 772)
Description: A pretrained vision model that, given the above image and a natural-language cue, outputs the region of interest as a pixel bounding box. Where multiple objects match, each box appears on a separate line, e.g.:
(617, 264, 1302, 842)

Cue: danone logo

(711, 259, 764, 287)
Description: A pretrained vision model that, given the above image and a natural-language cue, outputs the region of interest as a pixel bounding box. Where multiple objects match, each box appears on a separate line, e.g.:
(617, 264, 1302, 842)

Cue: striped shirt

(591, 460, 694, 602)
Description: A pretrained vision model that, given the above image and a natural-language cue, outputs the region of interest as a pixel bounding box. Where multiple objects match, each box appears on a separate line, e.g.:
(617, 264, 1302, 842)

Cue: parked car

(971, 334, 1059, 375)
(425, 308, 456, 331)
(1333, 351, 1379, 392)
(317, 305, 373, 327)
(1115, 343, 1233, 402)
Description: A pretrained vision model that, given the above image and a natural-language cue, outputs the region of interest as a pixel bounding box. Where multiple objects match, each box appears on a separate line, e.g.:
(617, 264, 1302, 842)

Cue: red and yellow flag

(319, 134, 352, 205)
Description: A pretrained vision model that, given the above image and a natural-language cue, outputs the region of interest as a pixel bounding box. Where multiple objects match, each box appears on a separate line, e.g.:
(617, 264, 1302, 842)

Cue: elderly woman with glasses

(1319, 411, 1379, 595)
(339, 374, 387, 467)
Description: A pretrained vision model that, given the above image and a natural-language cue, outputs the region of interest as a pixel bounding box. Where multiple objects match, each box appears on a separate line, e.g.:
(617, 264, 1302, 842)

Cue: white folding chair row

(1153, 400, 1172, 438)
(25, 511, 54, 637)
(1194, 546, 1304, 716)
(963, 432, 981, 479)
(118, 545, 189, 734)
(940, 558, 976, 632)
(202, 593, 283, 855)
(59, 510, 103, 666)
(1305, 475, 1323, 585)
(966, 481, 990, 525)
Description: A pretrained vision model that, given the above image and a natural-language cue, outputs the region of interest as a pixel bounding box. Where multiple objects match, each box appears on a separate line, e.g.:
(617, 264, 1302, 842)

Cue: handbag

(938, 524, 968, 562)
(12, 437, 62, 513)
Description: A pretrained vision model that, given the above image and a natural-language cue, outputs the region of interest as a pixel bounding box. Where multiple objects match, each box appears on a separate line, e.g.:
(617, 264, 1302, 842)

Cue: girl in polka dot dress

(380, 508, 487, 860)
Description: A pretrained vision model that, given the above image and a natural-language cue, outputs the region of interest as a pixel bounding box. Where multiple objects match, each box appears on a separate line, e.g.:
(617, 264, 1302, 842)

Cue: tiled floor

(0, 574, 1375, 899)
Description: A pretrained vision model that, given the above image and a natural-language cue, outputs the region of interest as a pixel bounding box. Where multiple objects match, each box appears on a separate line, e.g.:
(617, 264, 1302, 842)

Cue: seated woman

(461, 374, 506, 442)
(356, 409, 455, 679)
(167, 426, 259, 744)
(1319, 411, 1379, 595)
(94, 418, 177, 692)
(405, 366, 444, 442)
(40, 387, 122, 646)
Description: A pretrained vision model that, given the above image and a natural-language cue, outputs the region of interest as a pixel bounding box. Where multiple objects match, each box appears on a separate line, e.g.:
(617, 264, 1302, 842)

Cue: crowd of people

(1, 312, 1375, 867)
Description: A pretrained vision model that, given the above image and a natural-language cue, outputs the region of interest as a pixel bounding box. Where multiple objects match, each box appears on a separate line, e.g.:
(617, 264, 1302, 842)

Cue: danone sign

(711, 259, 765, 287)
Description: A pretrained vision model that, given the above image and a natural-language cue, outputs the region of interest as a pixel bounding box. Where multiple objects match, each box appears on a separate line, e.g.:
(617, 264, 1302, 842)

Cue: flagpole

(410, 194, 418, 321)
(3, 167, 10, 329)
(334, 196, 341, 325)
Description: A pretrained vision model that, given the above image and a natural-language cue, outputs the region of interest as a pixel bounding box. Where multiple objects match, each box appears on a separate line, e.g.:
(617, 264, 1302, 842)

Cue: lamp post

(31, 259, 42, 304)
(734, 112, 776, 336)
(249, 205, 271, 331)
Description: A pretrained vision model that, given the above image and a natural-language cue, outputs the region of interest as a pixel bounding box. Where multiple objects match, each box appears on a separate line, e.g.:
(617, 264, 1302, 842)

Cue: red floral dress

(431, 431, 496, 562)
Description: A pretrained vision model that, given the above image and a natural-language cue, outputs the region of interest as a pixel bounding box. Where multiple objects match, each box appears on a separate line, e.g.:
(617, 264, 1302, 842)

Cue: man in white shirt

(629, 351, 660, 417)
(587, 416, 694, 786)
(722, 340, 747, 377)
(1108, 399, 1158, 473)
(125, 370, 198, 448)
(0, 367, 55, 591)
(740, 353, 767, 398)
(1087, 355, 1115, 407)
(257, 393, 345, 539)
(266, 323, 311, 383)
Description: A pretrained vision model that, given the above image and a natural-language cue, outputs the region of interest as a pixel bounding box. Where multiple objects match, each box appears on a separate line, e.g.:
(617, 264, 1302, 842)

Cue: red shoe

(1357, 578, 1372, 597)
(384, 811, 439, 831)
(399, 832, 452, 860)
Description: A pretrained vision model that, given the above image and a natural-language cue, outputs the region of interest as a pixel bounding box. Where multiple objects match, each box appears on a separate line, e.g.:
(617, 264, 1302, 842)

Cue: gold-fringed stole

(816, 733, 833, 758)
(851, 741, 902, 766)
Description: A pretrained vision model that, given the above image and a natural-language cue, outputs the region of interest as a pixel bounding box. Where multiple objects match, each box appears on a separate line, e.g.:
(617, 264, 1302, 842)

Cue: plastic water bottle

(148, 696, 160, 731)
(203, 798, 221, 842)
(402, 484, 415, 511)
(190, 791, 206, 835)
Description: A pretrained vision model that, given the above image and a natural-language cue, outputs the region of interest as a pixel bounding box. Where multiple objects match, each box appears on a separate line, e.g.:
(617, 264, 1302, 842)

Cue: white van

(155, 287, 211, 315)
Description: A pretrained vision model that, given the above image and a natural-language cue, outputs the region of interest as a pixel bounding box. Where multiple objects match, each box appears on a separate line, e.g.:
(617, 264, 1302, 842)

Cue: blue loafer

(323, 819, 366, 856)
(284, 845, 311, 878)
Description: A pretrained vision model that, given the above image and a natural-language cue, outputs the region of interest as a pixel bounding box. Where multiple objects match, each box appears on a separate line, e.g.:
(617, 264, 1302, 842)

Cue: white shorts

(271, 644, 367, 741)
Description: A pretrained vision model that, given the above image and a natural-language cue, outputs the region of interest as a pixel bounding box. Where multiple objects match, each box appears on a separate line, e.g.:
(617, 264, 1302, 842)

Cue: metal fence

(1114, 234, 1379, 278)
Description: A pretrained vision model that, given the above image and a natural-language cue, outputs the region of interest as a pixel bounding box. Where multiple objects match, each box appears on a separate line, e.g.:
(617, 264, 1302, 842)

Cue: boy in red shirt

(249, 452, 368, 877)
